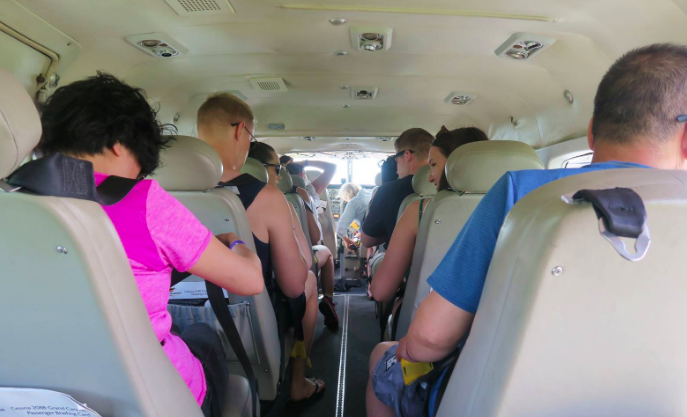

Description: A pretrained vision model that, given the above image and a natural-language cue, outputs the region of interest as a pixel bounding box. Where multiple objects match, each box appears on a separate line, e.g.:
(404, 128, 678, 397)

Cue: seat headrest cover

(0, 68, 42, 179)
(240, 157, 268, 183)
(291, 173, 306, 189)
(277, 170, 293, 193)
(412, 165, 437, 197)
(447, 141, 544, 193)
(152, 135, 222, 191)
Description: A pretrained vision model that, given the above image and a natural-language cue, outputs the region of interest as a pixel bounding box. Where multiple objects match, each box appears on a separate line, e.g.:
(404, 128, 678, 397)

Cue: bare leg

(290, 271, 324, 400)
(366, 341, 398, 417)
(314, 245, 334, 297)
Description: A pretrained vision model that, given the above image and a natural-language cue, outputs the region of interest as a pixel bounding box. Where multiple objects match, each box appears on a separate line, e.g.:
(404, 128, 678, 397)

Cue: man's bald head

(593, 43, 687, 145)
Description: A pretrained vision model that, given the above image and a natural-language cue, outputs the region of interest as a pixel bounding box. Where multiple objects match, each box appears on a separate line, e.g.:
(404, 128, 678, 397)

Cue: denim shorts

(371, 345, 429, 417)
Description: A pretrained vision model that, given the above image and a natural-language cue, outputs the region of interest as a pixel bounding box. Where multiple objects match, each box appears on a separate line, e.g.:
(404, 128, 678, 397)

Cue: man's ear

(679, 121, 687, 162)
(232, 122, 243, 143)
(587, 118, 595, 151)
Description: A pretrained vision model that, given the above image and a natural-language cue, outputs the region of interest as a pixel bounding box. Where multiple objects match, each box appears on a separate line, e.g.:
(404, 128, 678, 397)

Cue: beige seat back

(438, 168, 687, 417)
(287, 173, 314, 248)
(396, 141, 544, 339)
(0, 69, 216, 416)
(277, 170, 293, 193)
(152, 135, 282, 402)
(240, 157, 269, 183)
(396, 165, 437, 221)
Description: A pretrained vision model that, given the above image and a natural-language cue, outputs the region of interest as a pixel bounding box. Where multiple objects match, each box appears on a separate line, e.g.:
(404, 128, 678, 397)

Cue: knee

(369, 341, 398, 374)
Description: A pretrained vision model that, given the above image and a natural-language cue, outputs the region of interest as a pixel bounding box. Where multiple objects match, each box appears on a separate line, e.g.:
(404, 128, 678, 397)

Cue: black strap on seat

(7, 153, 139, 205)
(571, 187, 646, 238)
(205, 281, 259, 417)
(171, 270, 191, 287)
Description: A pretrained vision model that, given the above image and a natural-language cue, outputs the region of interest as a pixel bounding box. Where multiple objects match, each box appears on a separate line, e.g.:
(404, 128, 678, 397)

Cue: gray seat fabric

(318, 186, 338, 261)
(240, 157, 269, 183)
(397, 164, 437, 221)
(396, 141, 544, 339)
(438, 168, 687, 417)
(0, 69, 213, 416)
(153, 135, 282, 403)
(277, 170, 293, 193)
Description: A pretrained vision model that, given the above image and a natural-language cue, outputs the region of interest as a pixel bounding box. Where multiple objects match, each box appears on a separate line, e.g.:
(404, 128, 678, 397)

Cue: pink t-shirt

(95, 173, 213, 406)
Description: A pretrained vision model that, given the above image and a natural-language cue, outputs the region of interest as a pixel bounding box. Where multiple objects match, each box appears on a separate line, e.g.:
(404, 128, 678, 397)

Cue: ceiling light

(495, 33, 556, 61)
(444, 92, 477, 105)
(352, 87, 378, 100)
(329, 18, 347, 25)
(154, 47, 179, 58)
(334, 51, 349, 56)
(361, 40, 383, 51)
(139, 39, 160, 48)
(361, 32, 381, 41)
(506, 50, 528, 60)
(350, 26, 392, 52)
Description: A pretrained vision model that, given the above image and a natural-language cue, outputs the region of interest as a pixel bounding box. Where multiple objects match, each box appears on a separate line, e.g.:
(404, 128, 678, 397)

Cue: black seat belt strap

(205, 281, 259, 417)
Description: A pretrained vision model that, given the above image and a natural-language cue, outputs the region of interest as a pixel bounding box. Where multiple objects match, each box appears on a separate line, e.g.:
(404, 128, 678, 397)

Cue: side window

(562, 152, 593, 168)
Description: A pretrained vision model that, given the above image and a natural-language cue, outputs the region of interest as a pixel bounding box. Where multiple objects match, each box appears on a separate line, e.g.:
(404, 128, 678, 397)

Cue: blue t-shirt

(427, 161, 649, 314)
(426, 161, 649, 416)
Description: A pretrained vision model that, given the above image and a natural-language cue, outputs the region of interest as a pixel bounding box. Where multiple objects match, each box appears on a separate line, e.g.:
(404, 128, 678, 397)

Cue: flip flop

(287, 377, 325, 405)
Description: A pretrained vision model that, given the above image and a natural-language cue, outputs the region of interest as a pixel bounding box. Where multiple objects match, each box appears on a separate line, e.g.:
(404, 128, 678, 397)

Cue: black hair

(592, 43, 687, 144)
(433, 125, 489, 191)
(248, 142, 277, 164)
(286, 163, 304, 175)
(37, 72, 172, 177)
(279, 155, 293, 165)
(380, 156, 398, 184)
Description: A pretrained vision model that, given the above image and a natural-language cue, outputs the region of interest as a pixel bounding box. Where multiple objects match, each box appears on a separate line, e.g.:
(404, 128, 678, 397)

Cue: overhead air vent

(303, 136, 316, 141)
(352, 87, 378, 100)
(495, 33, 556, 61)
(250, 78, 288, 92)
(350, 26, 393, 52)
(267, 123, 286, 130)
(378, 137, 394, 142)
(163, 0, 235, 16)
(125, 32, 189, 58)
(444, 92, 477, 105)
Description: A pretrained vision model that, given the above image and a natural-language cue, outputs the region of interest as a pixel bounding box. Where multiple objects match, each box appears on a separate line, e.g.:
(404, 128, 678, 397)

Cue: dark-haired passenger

(367, 43, 687, 417)
(37, 72, 264, 417)
(197, 94, 326, 402)
(251, 145, 339, 329)
(369, 126, 488, 303)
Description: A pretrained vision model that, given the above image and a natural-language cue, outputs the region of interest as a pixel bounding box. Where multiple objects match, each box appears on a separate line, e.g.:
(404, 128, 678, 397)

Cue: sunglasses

(263, 163, 282, 175)
(230, 122, 258, 143)
(393, 149, 415, 159)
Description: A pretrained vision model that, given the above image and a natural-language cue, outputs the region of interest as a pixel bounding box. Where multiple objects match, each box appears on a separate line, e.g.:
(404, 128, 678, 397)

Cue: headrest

(291, 173, 307, 189)
(240, 157, 268, 183)
(152, 135, 222, 191)
(277, 170, 293, 193)
(446, 140, 544, 193)
(0, 68, 42, 179)
(412, 165, 437, 197)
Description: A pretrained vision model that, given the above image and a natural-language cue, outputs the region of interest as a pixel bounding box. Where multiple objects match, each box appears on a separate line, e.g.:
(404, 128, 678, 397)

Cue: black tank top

(219, 174, 276, 306)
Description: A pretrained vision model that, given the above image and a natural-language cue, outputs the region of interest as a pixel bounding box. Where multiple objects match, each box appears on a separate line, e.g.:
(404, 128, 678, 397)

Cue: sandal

(288, 377, 325, 404)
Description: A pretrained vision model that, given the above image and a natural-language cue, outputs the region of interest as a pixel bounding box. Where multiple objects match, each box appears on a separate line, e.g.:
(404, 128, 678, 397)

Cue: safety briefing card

(0, 388, 101, 417)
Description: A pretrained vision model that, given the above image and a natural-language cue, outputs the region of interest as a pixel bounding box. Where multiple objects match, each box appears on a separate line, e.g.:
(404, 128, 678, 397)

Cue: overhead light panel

(350, 26, 392, 52)
(125, 32, 188, 58)
(445, 92, 477, 105)
(352, 87, 378, 100)
(495, 33, 556, 61)
(267, 123, 286, 130)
